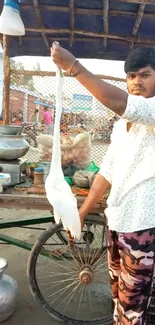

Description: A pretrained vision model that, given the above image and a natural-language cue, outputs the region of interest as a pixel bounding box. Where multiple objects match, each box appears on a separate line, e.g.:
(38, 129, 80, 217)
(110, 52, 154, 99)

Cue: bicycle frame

(0, 215, 54, 250)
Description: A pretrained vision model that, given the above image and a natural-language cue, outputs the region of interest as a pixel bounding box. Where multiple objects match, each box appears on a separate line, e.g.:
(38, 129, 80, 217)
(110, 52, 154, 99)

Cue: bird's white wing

(45, 174, 81, 239)
(53, 207, 61, 224)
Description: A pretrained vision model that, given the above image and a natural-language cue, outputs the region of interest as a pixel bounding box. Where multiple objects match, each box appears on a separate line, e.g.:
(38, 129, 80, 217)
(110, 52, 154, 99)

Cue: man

(51, 44, 155, 325)
(31, 108, 39, 123)
(43, 106, 54, 134)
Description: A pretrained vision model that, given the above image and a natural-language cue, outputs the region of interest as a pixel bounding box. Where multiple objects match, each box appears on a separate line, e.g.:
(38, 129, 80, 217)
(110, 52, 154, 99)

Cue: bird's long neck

(50, 68, 63, 175)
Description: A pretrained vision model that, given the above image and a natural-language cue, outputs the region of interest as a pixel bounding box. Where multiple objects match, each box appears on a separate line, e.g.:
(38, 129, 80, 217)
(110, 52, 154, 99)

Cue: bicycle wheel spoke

(41, 276, 79, 293)
(90, 247, 107, 267)
(56, 281, 81, 311)
(91, 253, 107, 270)
(51, 244, 81, 268)
(46, 242, 81, 268)
(39, 274, 78, 284)
(76, 284, 85, 318)
(73, 244, 85, 266)
(40, 254, 77, 272)
(88, 232, 102, 265)
(93, 267, 109, 275)
(93, 262, 108, 273)
(31, 219, 112, 323)
(83, 224, 91, 264)
(48, 279, 80, 304)
(87, 286, 92, 309)
(37, 269, 76, 276)
(87, 225, 97, 264)
(67, 246, 83, 268)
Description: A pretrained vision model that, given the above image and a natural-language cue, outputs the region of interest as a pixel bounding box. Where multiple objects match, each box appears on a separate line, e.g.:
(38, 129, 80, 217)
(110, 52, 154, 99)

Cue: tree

(11, 61, 41, 92)
(33, 62, 41, 71)
(11, 61, 24, 87)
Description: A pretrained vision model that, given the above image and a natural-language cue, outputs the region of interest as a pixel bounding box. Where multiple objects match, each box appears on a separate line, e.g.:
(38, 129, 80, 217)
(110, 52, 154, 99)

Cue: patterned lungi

(107, 228, 155, 325)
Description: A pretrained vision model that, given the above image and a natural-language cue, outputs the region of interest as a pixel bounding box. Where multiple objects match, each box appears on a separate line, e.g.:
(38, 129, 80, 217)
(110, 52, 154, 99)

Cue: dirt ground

(0, 208, 59, 325)
(0, 208, 112, 325)
(0, 142, 110, 324)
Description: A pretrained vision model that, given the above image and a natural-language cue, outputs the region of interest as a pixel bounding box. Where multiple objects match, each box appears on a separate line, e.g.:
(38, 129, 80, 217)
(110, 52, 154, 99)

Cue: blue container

(34, 168, 44, 173)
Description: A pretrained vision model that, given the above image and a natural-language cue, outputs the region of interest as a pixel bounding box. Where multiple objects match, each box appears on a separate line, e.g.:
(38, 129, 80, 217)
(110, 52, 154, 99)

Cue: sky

(11, 56, 127, 101)
(13, 56, 126, 79)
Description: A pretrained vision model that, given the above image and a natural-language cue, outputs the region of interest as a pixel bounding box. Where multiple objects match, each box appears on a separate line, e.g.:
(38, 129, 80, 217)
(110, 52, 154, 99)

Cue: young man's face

(126, 66, 155, 98)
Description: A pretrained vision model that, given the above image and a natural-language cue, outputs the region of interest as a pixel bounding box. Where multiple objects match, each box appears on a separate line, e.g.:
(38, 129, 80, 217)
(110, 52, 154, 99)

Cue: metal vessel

(0, 258, 18, 322)
(0, 125, 22, 136)
(0, 135, 29, 160)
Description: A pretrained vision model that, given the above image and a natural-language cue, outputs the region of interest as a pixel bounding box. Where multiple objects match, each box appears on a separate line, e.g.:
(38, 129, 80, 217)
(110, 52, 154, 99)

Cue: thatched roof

(1, 0, 155, 60)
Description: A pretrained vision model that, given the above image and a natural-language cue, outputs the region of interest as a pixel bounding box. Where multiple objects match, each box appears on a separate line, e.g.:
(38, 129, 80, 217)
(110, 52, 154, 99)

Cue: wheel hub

(79, 268, 92, 284)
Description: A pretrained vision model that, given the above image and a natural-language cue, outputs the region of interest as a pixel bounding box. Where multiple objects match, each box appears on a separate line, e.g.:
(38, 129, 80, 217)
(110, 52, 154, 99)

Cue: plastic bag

(62, 162, 79, 177)
(37, 143, 52, 162)
(37, 134, 53, 162)
(72, 132, 91, 168)
(37, 130, 91, 169)
(37, 134, 53, 147)
(85, 161, 99, 173)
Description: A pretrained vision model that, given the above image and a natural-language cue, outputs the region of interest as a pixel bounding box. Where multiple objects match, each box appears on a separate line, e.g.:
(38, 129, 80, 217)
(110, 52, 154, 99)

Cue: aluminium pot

(0, 258, 18, 322)
(0, 125, 22, 136)
(0, 135, 30, 160)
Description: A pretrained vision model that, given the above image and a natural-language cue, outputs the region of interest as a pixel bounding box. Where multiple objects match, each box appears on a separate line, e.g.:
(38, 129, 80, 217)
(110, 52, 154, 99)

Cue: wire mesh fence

(10, 70, 127, 166)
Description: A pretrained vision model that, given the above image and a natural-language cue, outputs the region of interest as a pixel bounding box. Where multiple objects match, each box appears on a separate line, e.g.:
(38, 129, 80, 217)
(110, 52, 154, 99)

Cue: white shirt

(99, 94, 155, 233)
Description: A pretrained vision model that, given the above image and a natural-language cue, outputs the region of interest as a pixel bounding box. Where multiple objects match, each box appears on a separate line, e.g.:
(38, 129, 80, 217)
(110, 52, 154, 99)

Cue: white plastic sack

(45, 67, 81, 239)
(72, 132, 91, 168)
(37, 131, 91, 168)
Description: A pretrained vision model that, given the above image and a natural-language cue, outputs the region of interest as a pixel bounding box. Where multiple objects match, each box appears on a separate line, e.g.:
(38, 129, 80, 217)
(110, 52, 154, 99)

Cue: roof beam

(132, 4, 145, 36)
(25, 27, 155, 46)
(116, 0, 155, 4)
(33, 0, 50, 49)
(18, 36, 23, 46)
(17, 3, 155, 10)
(20, 35, 155, 49)
(1, 5, 155, 19)
(131, 3, 145, 47)
(103, 0, 109, 47)
(21, 35, 116, 42)
(69, 0, 74, 46)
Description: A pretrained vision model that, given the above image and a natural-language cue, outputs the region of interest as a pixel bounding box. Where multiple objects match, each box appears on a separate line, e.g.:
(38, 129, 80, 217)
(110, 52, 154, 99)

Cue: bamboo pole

(69, 0, 74, 46)
(10, 69, 126, 82)
(130, 3, 145, 48)
(103, 0, 109, 47)
(3, 34, 10, 125)
(0, 5, 155, 20)
(33, 0, 50, 49)
(117, 0, 155, 4)
(132, 4, 145, 37)
(24, 27, 155, 46)
(0, 4, 153, 19)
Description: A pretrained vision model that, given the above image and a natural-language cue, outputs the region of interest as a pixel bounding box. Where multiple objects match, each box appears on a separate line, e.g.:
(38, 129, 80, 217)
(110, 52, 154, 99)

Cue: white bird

(45, 67, 81, 240)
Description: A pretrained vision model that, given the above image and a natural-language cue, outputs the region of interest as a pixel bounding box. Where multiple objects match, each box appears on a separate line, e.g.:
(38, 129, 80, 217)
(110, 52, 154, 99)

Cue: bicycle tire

(27, 216, 113, 325)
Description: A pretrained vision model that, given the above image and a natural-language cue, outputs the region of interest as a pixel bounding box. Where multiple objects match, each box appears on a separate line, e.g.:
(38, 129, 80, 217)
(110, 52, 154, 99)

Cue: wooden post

(3, 34, 10, 125)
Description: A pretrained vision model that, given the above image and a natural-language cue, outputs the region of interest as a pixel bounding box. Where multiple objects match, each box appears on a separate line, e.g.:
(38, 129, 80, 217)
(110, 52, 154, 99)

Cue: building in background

(0, 52, 3, 120)
(10, 86, 54, 125)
